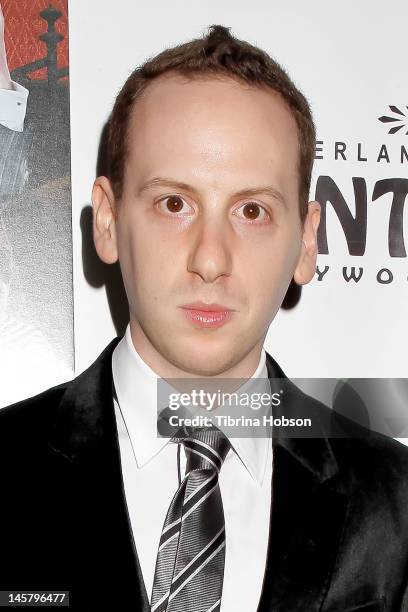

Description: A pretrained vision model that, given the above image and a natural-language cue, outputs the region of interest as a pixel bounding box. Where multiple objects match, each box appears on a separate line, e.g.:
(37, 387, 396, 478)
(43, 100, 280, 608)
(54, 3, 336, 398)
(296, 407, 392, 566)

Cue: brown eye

(165, 195, 184, 213)
(236, 202, 269, 223)
(158, 195, 192, 216)
(243, 203, 260, 220)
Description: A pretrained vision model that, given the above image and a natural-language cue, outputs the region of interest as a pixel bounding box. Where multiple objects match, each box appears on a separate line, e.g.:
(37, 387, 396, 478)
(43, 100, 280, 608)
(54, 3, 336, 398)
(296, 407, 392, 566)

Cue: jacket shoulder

(0, 337, 121, 454)
(310, 392, 408, 485)
(0, 382, 70, 445)
(336, 423, 408, 485)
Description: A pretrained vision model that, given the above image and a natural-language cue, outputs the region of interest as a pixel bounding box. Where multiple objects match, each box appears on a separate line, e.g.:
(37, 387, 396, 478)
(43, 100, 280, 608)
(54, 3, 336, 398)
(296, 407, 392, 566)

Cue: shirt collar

(112, 323, 271, 486)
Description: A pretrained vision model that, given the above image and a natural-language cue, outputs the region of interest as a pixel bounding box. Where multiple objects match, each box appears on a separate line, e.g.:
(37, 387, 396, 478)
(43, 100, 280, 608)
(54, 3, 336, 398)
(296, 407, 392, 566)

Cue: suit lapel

(258, 353, 353, 611)
(48, 337, 150, 611)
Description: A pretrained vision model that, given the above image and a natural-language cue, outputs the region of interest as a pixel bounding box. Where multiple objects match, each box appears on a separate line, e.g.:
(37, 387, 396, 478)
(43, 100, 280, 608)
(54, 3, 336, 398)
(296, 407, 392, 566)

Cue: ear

(91, 176, 119, 264)
(293, 201, 321, 286)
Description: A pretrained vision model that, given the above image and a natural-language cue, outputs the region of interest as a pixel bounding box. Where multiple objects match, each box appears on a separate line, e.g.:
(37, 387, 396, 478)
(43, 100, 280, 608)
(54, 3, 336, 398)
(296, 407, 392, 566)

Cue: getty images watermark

(156, 377, 408, 440)
(164, 387, 310, 428)
(156, 376, 314, 439)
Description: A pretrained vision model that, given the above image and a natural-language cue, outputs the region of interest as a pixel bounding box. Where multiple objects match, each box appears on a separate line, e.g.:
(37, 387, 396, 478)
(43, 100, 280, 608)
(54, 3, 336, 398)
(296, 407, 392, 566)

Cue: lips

(181, 308, 232, 329)
(181, 301, 233, 312)
(180, 302, 234, 329)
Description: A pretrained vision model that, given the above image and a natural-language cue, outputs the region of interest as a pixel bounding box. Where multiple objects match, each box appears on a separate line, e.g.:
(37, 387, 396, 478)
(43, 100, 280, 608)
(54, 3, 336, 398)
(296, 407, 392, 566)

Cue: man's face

(95, 74, 319, 377)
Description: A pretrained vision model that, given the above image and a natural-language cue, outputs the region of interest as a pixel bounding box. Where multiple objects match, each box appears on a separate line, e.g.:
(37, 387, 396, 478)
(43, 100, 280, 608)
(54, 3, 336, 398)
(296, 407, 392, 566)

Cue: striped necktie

(150, 426, 231, 612)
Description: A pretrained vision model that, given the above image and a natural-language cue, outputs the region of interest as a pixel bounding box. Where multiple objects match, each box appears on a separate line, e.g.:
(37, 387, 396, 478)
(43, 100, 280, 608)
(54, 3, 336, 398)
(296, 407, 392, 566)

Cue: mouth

(180, 302, 234, 329)
(180, 308, 233, 329)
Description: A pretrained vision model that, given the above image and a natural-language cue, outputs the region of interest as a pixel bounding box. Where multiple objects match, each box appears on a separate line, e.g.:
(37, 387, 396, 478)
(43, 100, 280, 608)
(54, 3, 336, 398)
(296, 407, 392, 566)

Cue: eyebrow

(136, 176, 287, 209)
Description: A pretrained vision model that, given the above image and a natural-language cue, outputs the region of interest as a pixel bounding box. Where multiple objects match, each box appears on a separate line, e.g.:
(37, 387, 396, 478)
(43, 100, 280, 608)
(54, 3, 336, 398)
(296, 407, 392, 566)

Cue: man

(1, 24, 408, 612)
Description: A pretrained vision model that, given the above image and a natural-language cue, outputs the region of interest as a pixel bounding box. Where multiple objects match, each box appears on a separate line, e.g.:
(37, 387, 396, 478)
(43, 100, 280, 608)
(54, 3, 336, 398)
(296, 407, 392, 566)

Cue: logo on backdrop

(314, 104, 407, 286)
(378, 106, 408, 135)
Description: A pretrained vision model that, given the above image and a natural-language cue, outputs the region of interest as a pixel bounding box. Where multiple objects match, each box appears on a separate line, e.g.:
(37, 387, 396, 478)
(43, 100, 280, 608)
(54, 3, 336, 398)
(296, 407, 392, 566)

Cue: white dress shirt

(0, 80, 29, 131)
(112, 323, 272, 611)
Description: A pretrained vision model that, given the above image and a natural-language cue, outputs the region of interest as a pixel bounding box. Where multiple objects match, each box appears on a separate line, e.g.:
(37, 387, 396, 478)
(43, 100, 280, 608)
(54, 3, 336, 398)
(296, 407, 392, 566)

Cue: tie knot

(172, 426, 231, 473)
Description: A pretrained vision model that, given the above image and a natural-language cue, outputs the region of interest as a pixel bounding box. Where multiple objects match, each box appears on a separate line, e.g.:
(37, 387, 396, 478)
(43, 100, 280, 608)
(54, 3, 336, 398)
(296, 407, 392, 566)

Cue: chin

(168, 338, 238, 377)
(178, 361, 231, 378)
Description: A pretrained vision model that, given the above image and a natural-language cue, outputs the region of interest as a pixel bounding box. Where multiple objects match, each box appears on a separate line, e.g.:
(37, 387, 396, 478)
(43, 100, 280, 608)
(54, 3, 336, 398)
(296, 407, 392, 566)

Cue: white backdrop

(68, 0, 407, 380)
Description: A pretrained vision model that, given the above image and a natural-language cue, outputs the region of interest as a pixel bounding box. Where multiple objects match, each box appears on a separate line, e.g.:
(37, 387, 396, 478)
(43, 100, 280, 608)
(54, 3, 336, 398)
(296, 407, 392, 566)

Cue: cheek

(247, 265, 289, 308)
(120, 220, 156, 271)
(122, 227, 178, 303)
(244, 236, 300, 303)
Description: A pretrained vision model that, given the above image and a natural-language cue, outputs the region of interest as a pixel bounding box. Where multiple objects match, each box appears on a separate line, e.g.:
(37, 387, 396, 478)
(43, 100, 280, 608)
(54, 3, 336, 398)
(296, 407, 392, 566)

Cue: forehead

(125, 73, 300, 188)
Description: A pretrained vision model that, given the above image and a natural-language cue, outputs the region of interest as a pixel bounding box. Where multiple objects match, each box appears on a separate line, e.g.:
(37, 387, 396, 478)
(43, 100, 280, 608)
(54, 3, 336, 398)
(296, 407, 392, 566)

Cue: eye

(157, 195, 193, 216)
(234, 202, 270, 223)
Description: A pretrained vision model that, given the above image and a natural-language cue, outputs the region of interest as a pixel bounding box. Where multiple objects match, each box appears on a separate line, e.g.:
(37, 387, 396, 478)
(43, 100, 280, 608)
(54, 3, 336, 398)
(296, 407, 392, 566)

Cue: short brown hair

(106, 24, 316, 223)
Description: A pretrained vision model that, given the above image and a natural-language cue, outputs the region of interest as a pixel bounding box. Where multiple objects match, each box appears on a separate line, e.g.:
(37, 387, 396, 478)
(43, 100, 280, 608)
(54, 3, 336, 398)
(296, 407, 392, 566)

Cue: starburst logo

(378, 106, 408, 135)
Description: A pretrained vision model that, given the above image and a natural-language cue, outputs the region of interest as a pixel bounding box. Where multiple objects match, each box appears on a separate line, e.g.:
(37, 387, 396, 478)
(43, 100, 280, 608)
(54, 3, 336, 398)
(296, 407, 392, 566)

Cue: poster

(0, 0, 73, 407)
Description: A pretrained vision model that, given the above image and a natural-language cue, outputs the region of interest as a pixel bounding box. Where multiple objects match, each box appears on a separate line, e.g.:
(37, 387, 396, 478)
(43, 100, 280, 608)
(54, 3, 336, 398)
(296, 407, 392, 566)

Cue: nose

(187, 215, 233, 283)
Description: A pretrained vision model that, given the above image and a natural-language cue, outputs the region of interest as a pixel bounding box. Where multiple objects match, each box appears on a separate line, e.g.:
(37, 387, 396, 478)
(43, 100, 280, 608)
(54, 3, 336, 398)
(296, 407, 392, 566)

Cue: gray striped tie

(151, 426, 231, 612)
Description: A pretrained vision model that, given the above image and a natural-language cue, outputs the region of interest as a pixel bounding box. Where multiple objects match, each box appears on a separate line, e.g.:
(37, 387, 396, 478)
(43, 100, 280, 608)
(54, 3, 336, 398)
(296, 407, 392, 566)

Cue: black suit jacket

(1, 337, 408, 611)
